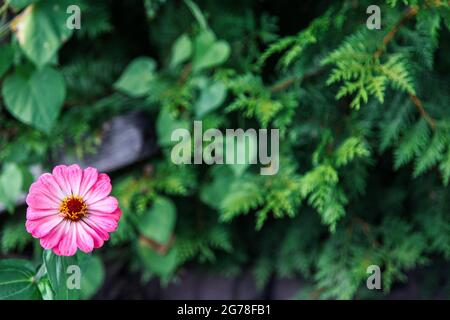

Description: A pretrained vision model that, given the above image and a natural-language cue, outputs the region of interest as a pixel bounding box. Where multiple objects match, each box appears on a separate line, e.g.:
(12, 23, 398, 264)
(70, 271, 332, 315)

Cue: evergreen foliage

(0, 0, 449, 299)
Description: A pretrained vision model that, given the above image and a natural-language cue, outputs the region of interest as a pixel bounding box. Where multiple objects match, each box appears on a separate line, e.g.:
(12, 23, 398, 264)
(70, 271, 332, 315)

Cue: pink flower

(25, 164, 122, 256)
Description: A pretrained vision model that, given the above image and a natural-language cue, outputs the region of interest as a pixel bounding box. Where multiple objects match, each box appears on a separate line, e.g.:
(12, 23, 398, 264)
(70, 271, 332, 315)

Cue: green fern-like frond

(378, 54, 416, 95)
(225, 74, 282, 127)
(175, 225, 233, 264)
(394, 119, 430, 169)
(1, 220, 30, 253)
(334, 136, 371, 167)
(324, 28, 416, 109)
(300, 165, 347, 231)
(220, 177, 264, 222)
(258, 9, 331, 69)
(256, 165, 302, 229)
(378, 97, 413, 151)
(413, 128, 446, 177)
(153, 162, 197, 196)
(439, 149, 450, 186)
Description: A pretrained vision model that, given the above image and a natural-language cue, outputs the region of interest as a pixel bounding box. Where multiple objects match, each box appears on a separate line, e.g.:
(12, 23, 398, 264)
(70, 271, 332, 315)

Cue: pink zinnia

(25, 164, 122, 256)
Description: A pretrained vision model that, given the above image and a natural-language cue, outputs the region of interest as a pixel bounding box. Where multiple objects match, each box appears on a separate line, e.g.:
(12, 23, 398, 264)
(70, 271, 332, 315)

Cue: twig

(139, 234, 176, 255)
(374, 6, 437, 130)
(374, 6, 418, 59)
(179, 62, 192, 84)
(409, 93, 436, 129)
(270, 67, 326, 93)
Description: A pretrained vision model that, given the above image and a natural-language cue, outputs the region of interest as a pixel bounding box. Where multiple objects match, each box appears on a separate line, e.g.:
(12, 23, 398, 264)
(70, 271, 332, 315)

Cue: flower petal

(29, 181, 61, 204)
(79, 167, 98, 197)
(84, 174, 112, 205)
(40, 220, 69, 250)
(58, 222, 78, 256)
(38, 173, 66, 200)
(52, 165, 72, 195)
(76, 223, 94, 253)
(26, 207, 60, 220)
(26, 193, 60, 210)
(85, 214, 118, 233)
(88, 196, 118, 214)
(26, 214, 64, 238)
(81, 217, 110, 241)
(89, 207, 122, 222)
(80, 221, 106, 248)
(66, 164, 83, 196)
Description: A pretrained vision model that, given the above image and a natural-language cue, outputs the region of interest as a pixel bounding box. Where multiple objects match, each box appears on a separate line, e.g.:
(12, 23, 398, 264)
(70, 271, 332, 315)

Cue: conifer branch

(374, 6, 418, 59)
(374, 6, 436, 130)
(409, 93, 436, 129)
(270, 67, 326, 93)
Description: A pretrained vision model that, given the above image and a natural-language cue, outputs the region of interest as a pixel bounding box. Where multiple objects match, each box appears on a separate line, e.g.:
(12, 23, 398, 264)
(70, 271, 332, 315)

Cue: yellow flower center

(60, 196, 87, 221)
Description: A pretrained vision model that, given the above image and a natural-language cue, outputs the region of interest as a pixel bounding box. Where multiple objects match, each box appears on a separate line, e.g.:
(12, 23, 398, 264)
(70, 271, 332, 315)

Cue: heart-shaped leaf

(170, 34, 192, 68)
(12, 0, 73, 67)
(0, 163, 23, 213)
(192, 31, 230, 72)
(200, 166, 234, 209)
(156, 108, 190, 147)
(2, 66, 66, 133)
(136, 241, 178, 278)
(0, 259, 41, 300)
(195, 80, 227, 118)
(0, 44, 14, 78)
(138, 196, 176, 245)
(79, 255, 104, 300)
(114, 57, 156, 97)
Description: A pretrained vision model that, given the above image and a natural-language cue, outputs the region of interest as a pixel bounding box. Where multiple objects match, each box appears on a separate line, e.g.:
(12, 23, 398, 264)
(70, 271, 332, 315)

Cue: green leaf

(7, 0, 38, 11)
(114, 57, 156, 97)
(0, 259, 41, 300)
(225, 132, 258, 177)
(138, 196, 176, 245)
(43, 250, 80, 300)
(220, 177, 264, 222)
(0, 44, 14, 78)
(79, 255, 104, 300)
(13, 0, 73, 66)
(184, 0, 208, 30)
(0, 163, 23, 213)
(1, 220, 31, 253)
(334, 136, 370, 167)
(192, 31, 230, 72)
(195, 80, 227, 118)
(200, 166, 234, 209)
(170, 34, 192, 67)
(136, 241, 178, 278)
(2, 66, 66, 132)
(156, 108, 190, 147)
(37, 280, 55, 300)
(36, 267, 54, 300)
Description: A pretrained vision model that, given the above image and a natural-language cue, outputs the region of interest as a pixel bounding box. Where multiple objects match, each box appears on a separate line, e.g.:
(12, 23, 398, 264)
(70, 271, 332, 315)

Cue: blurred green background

(0, 0, 450, 299)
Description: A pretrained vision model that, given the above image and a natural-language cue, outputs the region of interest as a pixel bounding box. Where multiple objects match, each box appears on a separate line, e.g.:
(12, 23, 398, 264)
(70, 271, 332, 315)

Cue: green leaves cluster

(0, 251, 104, 300)
(0, 0, 73, 132)
(1, 0, 450, 300)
